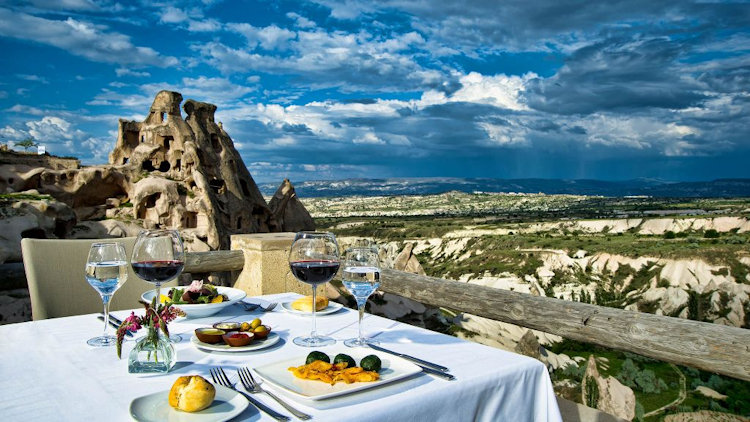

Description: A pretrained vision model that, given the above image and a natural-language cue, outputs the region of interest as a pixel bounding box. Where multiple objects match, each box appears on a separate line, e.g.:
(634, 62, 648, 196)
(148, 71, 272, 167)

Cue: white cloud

(187, 19, 221, 32)
(228, 23, 296, 50)
(286, 12, 316, 29)
(0, 8, 178, 67)
(272, 136, 297, 146)
(140, 76, 256, 106)
(478, 122, 529, 147)
(159, 6, 189, 24)
(16, 74, 49, 84)
(353, 132, 385, 145)
(115, 68, 151, 78)
(450, 72, 533, 111)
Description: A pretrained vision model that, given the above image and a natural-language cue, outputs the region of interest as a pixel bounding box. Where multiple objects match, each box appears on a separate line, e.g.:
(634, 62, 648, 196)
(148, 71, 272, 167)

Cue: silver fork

(243, 302, 277, 312)
(210, 367, 290, 421)
(238, 367, 311, 420)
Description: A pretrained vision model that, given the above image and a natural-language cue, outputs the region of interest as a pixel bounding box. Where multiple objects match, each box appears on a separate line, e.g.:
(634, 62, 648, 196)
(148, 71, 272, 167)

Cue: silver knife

(97, 315, 132, 337)
(368, 343, 450, 372)
(419, 365, 456, 381)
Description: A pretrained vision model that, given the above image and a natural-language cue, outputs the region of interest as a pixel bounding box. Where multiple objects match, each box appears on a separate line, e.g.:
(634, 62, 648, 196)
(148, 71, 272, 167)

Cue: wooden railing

(185, 250, 750, 382)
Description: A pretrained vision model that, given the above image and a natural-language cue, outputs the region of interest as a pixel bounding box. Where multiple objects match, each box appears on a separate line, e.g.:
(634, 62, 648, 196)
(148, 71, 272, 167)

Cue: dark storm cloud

(525, 36, 708, 115)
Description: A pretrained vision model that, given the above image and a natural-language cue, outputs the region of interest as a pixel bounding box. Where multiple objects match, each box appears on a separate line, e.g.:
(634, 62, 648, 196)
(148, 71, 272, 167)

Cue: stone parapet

(230, 232, 324, 297)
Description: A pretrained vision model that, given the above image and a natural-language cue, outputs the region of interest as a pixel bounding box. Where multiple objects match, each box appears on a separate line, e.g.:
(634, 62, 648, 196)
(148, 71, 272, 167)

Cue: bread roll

(291, 295, 329, 312)
(169, 375, 216, 412)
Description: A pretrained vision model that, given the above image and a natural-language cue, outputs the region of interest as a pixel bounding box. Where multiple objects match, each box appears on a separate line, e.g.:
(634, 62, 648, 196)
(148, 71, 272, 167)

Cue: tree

(15, 136, 38, 152)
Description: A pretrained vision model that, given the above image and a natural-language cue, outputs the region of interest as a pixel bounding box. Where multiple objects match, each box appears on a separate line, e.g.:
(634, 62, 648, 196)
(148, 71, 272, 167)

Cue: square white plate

(254, 349, 421, 400)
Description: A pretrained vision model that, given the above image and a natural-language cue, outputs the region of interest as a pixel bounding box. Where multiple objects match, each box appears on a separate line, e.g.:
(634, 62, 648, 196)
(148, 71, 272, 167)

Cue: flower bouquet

(116, 296, 185, 373)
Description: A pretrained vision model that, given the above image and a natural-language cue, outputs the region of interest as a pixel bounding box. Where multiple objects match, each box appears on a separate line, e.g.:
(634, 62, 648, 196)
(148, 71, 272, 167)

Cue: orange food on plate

(288, 360, 379, 385)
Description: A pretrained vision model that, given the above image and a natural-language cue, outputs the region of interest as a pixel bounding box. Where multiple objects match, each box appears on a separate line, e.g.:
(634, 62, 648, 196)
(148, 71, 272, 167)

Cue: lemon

(159, 294, 170, 303)
(210, 295, 224, 304)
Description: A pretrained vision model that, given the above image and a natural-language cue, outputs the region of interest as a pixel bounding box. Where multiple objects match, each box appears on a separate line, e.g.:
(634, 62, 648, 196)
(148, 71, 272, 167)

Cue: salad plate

(190, 332, 280, 352)
(280, 301, 344, 316)
(130, 385, 249, 422)
(141, 286, 246, 318)
(254, 349, 421, 400)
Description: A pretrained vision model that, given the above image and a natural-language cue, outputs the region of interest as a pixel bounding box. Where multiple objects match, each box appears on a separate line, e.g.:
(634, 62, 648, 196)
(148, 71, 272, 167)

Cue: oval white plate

(141, 287, 247, 318)
(190, 332, 280, 352)
(254, 349, 421, 400)
(130, 385, 248, 422)
(280, 301, 344, 316)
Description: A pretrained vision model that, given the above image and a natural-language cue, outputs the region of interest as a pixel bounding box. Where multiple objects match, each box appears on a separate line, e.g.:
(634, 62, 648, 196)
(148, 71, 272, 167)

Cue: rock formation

(0, 90, 315, 262)
(268, 179, 315, 233)
(582, 355, 636, 421)
(106, 90, 279, 250)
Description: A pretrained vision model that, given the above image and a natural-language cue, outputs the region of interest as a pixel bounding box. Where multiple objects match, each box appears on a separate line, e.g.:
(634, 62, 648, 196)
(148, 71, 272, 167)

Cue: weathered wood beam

(175, 250, 750, 381)
(381, 268, 750, 382)
(184, 250, 244, 273)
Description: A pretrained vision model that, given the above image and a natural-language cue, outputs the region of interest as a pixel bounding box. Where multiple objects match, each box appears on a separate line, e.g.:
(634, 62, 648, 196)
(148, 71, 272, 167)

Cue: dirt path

(644, 364, 687, 418)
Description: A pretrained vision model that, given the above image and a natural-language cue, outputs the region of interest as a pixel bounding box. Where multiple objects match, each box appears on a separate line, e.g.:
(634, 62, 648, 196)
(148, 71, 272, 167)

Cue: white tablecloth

(0, 292, 562, 422)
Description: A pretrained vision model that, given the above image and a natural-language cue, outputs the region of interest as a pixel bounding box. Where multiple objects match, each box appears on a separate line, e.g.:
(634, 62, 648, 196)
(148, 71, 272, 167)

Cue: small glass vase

(128, 326, 175, 373)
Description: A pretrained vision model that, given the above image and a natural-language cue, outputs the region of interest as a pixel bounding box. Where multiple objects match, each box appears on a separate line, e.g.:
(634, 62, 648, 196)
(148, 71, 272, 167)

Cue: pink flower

(123, 312, 142, 331)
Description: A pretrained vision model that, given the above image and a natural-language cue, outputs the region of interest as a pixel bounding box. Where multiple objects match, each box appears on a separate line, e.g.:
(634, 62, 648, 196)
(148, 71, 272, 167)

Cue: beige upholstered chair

(21, 237, 178, 320)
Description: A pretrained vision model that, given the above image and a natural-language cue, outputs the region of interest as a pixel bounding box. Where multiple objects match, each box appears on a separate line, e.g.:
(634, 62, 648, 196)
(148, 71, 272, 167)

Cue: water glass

(342, 243, 381, 347)
(86, 242, 128, 347)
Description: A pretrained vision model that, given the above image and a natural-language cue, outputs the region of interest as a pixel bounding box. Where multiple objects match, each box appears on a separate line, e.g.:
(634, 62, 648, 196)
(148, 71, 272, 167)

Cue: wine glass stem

(102, 295, 112, 337)
(310, 286, 317, 338)
(155, 282, 161, 307)
(357, 303, 365, 343)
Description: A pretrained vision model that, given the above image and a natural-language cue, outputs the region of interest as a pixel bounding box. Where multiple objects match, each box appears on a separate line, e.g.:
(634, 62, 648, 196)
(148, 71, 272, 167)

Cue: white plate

(254, 349, 421, 400)
(280, 301, 344, 316)
(129, 384, 248, 422)
(141, 287, 247, 318)
(190, 332, 280, 352)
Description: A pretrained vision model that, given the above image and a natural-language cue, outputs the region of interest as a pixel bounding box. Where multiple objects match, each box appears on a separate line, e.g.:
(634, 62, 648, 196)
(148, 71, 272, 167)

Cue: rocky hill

(0, 90, 314, 264)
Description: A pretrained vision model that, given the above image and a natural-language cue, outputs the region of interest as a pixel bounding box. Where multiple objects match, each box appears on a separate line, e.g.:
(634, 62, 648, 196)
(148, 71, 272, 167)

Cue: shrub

(664, 231, 676, 239)
(704, 229, 720, 239)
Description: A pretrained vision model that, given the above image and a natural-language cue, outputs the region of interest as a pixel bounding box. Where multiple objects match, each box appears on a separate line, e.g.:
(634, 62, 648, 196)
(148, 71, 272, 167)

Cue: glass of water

(343, 243, 381, 347)
(85, 242, 128, 347)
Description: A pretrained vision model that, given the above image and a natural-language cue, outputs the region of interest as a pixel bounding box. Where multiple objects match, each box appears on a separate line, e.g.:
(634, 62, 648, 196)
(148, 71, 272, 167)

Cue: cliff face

(107, 91, 279, 250)
(0, 90, 313, 261)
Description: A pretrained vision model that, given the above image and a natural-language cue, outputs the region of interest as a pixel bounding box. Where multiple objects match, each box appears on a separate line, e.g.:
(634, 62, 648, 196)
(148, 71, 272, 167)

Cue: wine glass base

(293, 335, 335, 347)
(87, 335, 117, 347)
(344, 337, 379, 348)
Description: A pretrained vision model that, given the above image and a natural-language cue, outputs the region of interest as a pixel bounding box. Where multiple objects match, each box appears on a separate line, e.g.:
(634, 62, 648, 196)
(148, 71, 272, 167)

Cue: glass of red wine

(288, 231, 340, 347)
(131, 229, 185, 341)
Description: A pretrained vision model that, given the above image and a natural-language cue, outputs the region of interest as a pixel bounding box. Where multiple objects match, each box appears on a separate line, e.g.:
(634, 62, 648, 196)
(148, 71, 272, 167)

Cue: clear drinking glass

(288, 231, 340, 347)
(86, 242, 128, 347)
(130, 229, 185, 342)
(342, 243, 381, 347)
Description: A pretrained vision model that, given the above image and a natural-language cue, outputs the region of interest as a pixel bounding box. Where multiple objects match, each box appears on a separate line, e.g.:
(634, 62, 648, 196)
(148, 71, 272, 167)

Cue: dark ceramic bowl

(195, 327, 226, 344)
(252, 325, 272, 340)
(222, 331, 254, 347)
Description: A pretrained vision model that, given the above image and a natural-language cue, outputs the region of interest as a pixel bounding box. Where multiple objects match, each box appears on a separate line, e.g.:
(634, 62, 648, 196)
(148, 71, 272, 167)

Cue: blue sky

(0, 0, 748, 184)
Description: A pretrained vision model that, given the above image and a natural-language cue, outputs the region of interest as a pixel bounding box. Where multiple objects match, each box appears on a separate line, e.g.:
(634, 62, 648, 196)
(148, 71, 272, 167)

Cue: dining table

(0, 292, 563, 422)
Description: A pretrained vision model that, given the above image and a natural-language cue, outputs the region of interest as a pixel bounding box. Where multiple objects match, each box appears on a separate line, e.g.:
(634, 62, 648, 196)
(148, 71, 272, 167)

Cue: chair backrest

(21, 237, 178, 320)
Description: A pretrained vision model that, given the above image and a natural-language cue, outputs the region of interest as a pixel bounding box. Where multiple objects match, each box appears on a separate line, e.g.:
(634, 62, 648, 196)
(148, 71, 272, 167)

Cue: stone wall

(0, 151, 79, 170)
